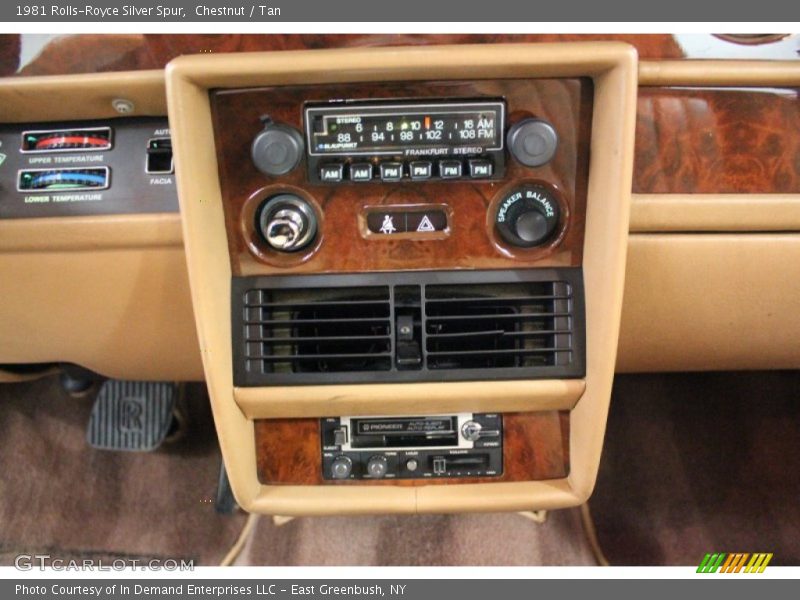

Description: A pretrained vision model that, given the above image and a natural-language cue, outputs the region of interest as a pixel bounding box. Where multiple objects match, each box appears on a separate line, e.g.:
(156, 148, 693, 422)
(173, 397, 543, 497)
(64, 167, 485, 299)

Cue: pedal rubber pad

(87, 380, 176, 451)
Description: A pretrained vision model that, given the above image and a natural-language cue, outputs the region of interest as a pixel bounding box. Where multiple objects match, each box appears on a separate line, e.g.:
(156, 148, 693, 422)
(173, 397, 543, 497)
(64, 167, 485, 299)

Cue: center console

(166, 42, 636, 514)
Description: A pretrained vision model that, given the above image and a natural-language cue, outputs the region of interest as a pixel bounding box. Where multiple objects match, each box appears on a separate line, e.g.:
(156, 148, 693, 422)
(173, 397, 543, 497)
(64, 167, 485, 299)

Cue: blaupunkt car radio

(303, 99, 506, 184)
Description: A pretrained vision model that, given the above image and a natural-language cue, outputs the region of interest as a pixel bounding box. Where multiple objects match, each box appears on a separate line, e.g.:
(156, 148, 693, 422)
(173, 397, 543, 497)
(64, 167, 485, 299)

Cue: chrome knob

(366, 455, 389, 479)
(331, 455, 352, 480)
(461, 420, 483, 442)
(265, 208, 303, 249)
(257, 193, 317, 252)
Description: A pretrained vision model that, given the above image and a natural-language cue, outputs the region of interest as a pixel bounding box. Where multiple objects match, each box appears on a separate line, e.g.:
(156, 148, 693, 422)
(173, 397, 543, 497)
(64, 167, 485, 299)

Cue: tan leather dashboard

(1, 44, 799, 514)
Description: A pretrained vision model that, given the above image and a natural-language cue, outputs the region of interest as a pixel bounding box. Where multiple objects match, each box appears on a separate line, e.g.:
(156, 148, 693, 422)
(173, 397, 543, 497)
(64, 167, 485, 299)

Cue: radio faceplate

(304, 99, 506, 185)
(321, 413, 503, 480)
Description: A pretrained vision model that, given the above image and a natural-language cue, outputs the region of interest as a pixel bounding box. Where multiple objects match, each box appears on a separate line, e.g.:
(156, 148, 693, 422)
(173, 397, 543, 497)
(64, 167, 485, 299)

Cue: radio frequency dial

(494, 185, 561, 248)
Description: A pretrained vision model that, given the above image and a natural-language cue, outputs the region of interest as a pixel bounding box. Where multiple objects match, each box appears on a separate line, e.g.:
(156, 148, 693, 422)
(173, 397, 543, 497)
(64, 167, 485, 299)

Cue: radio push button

(319, 163, 344, 182)
(349, 163, 373, 182)
(468, 159, 493, 178)
(380, 162, 404, 182)
(409, 161, 433, 180)
(439, 160, 462, 179)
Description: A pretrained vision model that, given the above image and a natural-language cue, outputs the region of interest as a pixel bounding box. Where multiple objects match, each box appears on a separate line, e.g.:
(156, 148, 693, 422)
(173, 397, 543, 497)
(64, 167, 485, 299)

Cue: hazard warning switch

(407, 210, 447, 233)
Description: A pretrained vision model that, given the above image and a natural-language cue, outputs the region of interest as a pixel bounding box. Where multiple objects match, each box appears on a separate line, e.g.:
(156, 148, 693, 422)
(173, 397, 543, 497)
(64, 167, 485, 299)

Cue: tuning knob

(330, 456, 353, 480)
(251, 120, 304, 176)
(495, 185, 561, 248)
(256, 194, 318, 252)
(366, 455, 389, 479)
(507, 118, 558, 167)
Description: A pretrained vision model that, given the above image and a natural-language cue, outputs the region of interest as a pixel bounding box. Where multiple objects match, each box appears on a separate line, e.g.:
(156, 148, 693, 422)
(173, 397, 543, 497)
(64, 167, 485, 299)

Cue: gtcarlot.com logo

(14, 554, 194, 571)
(697, 552, 773, 573)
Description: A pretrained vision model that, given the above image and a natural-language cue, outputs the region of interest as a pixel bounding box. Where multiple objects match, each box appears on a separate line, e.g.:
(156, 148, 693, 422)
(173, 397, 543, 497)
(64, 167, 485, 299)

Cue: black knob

(251, 120, 304, 176)
(256, 194, 317, 252)
(507, 118, 558, 167)
(495, 185, 561, 248)
(331, 456, 352, 480)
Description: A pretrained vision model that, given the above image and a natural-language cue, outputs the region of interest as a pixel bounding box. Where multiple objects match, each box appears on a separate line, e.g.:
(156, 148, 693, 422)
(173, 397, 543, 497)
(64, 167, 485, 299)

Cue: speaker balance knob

(494, 184, 561, 248)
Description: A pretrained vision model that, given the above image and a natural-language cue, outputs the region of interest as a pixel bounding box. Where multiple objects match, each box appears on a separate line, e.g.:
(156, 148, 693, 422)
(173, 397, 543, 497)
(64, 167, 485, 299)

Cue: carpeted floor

(241, 510, 594, 566)
(0, 374, 595, 566)
(591, 371, 800, 566)
(2, 370, 797, 566)
(0, 375, 246, 566)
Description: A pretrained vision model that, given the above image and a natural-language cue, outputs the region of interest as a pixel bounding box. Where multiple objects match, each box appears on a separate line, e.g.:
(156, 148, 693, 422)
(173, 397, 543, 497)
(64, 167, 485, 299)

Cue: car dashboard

(1, 34, 798, 516)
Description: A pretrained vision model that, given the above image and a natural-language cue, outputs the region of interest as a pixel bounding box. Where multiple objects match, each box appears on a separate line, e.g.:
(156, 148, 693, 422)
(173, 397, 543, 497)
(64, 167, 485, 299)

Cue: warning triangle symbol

(416, 215, 436, 232)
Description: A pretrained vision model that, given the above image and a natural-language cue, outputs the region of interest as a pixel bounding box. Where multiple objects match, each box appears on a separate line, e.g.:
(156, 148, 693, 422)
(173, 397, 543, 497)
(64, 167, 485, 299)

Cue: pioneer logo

(360, 422, 404, 432)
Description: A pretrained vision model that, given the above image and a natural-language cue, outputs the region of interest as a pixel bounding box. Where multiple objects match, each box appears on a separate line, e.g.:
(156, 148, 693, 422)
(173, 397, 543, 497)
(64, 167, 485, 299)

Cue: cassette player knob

(366, 455, 389, 479)
(331, 455, 353, 480)
(461, 420, 483, 442)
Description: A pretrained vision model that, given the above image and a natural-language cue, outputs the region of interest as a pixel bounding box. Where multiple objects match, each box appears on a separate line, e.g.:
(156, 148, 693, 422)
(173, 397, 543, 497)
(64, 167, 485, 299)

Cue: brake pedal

(87, 380, 177, 451)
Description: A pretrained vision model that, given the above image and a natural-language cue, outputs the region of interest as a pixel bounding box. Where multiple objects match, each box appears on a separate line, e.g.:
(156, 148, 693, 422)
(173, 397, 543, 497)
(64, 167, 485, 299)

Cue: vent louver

(233, 270, 584, 386)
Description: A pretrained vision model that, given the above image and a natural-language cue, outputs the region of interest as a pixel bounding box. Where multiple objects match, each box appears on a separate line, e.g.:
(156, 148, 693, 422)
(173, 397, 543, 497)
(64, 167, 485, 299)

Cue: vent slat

(425, 294, 570, 304)
(255, 335, 393, 344)
(426, 329, 572, 339)
(247, 299, 391, 309)
(245, 317, 390, 325)
(426, 312, 569, 322)
(259, 352, 393, 363)
(427, 347, 571, 357)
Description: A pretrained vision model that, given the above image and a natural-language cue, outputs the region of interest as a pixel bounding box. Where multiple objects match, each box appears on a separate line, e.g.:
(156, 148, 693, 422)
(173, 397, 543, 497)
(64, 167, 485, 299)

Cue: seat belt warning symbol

(379, 215, 397, 234)
(416, 215, 436, 232)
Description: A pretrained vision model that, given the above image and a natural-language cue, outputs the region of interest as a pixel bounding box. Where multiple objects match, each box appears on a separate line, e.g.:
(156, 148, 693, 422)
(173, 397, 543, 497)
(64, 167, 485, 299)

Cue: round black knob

(366, 455, 389, 479)
(251, 121, 304, 176)
(256, 194, 317, 252)
(495, 185, 561, 248)
(507, 118, 558, 167)
(331, 456, 352, 480)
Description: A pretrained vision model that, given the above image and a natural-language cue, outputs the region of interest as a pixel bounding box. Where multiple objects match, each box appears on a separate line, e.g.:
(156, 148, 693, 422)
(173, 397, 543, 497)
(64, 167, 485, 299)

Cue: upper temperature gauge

(305, 100, 505, 157)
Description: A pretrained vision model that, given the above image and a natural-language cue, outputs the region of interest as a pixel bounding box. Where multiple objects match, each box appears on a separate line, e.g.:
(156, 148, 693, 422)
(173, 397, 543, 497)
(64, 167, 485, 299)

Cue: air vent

(232, 269, 584, 386)
(425, 281, 573, 370)
(242, 286, 392, 376)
